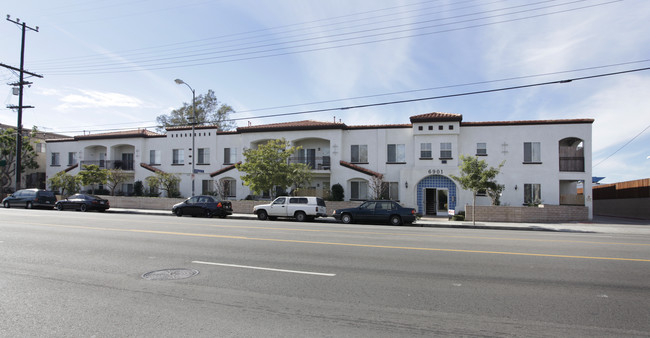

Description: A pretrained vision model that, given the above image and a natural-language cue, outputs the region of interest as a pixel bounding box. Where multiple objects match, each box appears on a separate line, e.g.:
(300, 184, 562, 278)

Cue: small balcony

(80, 160, 134, 171)
(559, 157, 584, 172)
(289, 156, 331, 170)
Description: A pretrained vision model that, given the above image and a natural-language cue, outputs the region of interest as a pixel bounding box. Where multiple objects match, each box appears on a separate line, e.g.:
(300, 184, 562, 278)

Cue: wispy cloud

(56, 89, 143, 111)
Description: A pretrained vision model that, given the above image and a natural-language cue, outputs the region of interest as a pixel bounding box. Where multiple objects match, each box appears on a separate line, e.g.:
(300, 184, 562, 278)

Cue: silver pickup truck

(253, 196, 327, 222)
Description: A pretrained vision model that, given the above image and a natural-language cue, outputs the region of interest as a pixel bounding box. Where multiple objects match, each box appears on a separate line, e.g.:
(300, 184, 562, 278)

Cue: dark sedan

(333, 200, 417, 226)
(55, 194, 110, 212)
(172, 195, 233, 218)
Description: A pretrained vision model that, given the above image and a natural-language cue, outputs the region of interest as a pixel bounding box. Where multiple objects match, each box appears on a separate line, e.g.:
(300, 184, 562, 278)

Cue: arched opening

(559, 137, 584, 172)
(416, 175, 457, 216)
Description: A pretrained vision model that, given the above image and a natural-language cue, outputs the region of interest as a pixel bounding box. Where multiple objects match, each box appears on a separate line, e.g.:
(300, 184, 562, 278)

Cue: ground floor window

(202, 180, 214, 195)
(222, 179, 236, 198)
(524, 183, 542, 205)
(351, 180, 368, 200)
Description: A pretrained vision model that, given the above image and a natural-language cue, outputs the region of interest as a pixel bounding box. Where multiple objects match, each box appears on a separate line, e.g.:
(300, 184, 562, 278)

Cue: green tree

(76, 164, 108, 194)
(145, 171, 181, 198)
(105, 169, 129, 196)
(47, 171, 80, 197)
(236, 138, 312, 198)
(330, 183, 344, 201)
(0, 126, 39, 192)
(156, 89, 236, 132)
(449, 155, 504, 225)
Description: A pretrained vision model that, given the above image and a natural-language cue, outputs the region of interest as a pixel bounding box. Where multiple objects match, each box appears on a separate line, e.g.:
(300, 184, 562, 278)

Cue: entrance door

(425, 188, 437, 215)
(437, 189, 448, 214)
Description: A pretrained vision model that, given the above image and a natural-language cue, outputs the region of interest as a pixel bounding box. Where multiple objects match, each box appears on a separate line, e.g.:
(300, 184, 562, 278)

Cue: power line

(39, 1, 620, 75)
(47, 65, 650, 134)
(593, 123, 650, 168)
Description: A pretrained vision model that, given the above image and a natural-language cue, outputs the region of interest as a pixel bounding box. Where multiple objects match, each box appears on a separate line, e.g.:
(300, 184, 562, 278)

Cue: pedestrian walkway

(109, 208, 650, 235)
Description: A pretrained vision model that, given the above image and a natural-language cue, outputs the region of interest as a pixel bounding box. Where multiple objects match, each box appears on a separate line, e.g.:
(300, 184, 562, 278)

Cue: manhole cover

(142, 268, 199, 280)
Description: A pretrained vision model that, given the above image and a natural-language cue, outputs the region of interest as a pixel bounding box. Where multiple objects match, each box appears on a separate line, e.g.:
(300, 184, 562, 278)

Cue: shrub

(330, 183, 344, 201)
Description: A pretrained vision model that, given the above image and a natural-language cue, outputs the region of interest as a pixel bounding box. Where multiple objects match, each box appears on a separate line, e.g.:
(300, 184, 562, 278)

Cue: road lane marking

(21, 222, 650, 262)
(192, 261, 336, 276)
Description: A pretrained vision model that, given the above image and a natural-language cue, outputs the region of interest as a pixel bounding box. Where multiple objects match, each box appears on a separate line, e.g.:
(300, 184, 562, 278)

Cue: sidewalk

(109, 208, 650, 235)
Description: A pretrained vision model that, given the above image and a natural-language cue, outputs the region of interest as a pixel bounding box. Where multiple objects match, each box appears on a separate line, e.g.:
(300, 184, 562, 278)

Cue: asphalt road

(1, 208, 649, 337)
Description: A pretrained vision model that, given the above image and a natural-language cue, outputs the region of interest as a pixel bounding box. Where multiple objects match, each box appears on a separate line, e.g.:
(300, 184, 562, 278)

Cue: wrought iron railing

(288, 156, 331, 170)
(80, 160, 134, 171)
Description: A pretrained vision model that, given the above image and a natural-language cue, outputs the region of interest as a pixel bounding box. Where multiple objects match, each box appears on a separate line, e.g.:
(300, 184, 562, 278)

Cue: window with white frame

(68, 152, 77, 165)
(476, 143, 487, 156)
(381, 182, 399, 200)
(224, 148, 236, 164)
(222, 178, 236, 198)
(524, 142, 541, 163)
(524, 183, 542, 205)
(351, 144, 368, 163)
(350, 180, 368, 200)
(420, 143, 432, 159)
(172, 149, 184, 165)
(51, 152, 60, 166)
(440, 142, 452, 159)
(202, 179, 214, 195)
(198, 148, 210, 165)
(149, 150, 161, 165)
(387, 144, 405, 163)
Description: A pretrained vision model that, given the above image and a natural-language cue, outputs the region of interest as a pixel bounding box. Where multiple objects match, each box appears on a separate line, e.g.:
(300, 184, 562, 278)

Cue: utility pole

(4, 15, 41, 191)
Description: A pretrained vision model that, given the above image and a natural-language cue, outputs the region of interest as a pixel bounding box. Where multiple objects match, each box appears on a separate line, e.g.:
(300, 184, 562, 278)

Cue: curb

(106, 208, 585, 232)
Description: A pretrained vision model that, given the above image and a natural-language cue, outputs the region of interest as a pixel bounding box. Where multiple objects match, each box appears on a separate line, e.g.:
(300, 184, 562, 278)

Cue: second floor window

(198, 148, 210, 165)
(224, 148, 236, 164)
(68, 152, 77, 166)
(524, 142, 541, 163)
(173, 149, 184, 165)
(149, 150, 161, 165)
(387, 144, 405, 163)
(420, 143, 432, 159)
(440, 143, 452, 159)
(351, 144, 368, 163)
(51, 152, 60, 166)
(476, 143, 487, 156)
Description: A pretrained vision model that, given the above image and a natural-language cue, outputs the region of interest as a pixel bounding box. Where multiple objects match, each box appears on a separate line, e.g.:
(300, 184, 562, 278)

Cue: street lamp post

(175, 79, 196, 197)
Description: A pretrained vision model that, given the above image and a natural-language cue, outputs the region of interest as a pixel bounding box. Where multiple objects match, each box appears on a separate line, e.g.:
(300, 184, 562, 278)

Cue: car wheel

(389, 215, 402, 226)
(257, 210, 268, 220)
(175, 209, 183, 217)
(25, 201, 33, 209)
(341, 213, 353, 224)
(56, 203, 63, 211)
(206, 210, 213, 218)
(80, 204, 88, 212)
(294, 211, 307, 222)
(3, 201, 10, 208)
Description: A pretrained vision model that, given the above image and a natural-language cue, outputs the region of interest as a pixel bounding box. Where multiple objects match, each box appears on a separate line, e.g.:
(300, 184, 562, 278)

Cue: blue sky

(1, 0, 649, 184)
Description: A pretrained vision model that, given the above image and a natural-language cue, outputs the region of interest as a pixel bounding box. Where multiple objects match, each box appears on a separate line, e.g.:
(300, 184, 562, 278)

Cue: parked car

(172, 195, 233, 218)
(2, 189, 57, 209)
(55, 193, 110, 212)
(333, 200, 417, 226)
(253, 196, 327, 222)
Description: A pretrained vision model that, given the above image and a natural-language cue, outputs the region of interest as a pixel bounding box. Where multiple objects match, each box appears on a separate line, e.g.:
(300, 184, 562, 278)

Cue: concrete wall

(465, 205, 588, 223)
(102, 195, 363, 215)
(594, 198, 650, 220)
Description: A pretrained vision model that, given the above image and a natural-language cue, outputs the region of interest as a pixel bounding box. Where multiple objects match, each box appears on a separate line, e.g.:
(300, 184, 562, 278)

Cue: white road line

(192, 260, 336, 277)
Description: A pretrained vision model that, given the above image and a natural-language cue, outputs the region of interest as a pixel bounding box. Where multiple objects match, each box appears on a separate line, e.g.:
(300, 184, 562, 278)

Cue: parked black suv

(2, 189, 57, 209)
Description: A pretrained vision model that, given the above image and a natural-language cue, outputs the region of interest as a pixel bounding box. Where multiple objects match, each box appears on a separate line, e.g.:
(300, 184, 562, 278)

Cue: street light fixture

(175, 78, 196, 197)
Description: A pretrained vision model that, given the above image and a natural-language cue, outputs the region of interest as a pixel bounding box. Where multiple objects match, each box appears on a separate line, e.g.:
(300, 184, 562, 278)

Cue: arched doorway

(416, 175, 457, 216)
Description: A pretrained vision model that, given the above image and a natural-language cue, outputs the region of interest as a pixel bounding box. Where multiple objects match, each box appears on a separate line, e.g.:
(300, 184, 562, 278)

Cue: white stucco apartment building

(46, 112, 594, 219)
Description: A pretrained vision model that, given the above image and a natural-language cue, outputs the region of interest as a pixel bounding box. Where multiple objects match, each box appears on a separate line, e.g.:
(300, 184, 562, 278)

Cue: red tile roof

(237, 120, 346, 133)
(140, 163, 165, 173)
(461, 118, 595, 127)
(210, 162, 242, 177)
(339, 160, 383, 178)
(410, 112, 463, 123)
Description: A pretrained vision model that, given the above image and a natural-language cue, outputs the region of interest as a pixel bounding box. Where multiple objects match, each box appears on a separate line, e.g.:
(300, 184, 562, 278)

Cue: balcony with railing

(80, 160, 134, 171)
(288, 156, 331, 170)
(559, 137, 585, 172)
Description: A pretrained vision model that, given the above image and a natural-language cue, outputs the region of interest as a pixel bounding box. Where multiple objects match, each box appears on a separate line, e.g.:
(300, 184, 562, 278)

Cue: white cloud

(56, 89, 143, 111)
